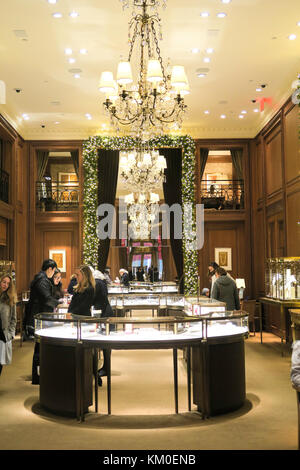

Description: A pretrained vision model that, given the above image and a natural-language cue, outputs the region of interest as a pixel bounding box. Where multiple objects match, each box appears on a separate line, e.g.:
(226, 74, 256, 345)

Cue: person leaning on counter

(68, 265, 95, 316)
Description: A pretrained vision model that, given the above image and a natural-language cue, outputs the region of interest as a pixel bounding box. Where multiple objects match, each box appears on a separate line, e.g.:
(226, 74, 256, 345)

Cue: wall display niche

(82, 135, 198, 295)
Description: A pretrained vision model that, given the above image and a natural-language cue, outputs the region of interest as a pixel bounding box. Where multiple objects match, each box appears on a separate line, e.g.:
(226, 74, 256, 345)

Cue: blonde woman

(68, 265, 95, 316)
(0, 274, 17, 376)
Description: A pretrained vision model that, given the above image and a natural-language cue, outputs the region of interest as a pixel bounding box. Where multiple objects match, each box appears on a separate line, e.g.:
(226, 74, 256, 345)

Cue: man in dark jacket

(211, 267, 240, 311)
(26, 259, 60, 384)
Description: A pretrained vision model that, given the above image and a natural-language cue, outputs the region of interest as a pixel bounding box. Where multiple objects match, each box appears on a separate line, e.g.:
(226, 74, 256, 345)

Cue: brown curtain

(230, 148, 243, 180)
(161, 147, 184, 293)
(199, 148, 209, 180)
(97, 149, 119, 272)
(70, 151, 79, 179)
(36, 150, 49, 180)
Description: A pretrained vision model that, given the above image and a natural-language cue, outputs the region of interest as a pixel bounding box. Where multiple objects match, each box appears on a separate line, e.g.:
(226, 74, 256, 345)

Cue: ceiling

(0, 0, 299, 141)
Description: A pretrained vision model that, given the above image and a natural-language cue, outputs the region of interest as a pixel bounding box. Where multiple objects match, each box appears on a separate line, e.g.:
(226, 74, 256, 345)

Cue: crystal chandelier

(125, 192, 160, 240)
(119, 146, 167, 193)
(98, 0, 189, 139)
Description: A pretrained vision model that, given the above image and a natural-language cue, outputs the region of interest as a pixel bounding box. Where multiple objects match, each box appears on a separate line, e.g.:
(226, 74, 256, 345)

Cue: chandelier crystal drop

(98, 0, 189, 139)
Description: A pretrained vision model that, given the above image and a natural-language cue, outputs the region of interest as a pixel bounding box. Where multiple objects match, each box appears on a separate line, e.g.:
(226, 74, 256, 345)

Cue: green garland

(82, 135, 198, 295)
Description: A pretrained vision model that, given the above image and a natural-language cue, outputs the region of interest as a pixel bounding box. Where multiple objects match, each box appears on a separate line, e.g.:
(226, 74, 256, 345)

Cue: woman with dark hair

(207, 261, 219, 296)
(0, 274, 17, 376)
(68, 265, 95, 317)
(51, 268, 64, 300)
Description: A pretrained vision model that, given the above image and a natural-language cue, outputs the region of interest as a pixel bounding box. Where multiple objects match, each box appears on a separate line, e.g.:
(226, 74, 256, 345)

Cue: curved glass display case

(34, 311, 249, 420)
(35, 310, 248, 344)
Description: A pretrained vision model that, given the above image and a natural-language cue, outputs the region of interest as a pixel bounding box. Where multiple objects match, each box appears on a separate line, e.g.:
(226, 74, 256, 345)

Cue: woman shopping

(0, 274, 17, 376)
(68, 265, 95, 317)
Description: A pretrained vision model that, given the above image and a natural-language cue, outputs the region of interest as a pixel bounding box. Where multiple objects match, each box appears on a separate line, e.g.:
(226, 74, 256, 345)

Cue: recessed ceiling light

(54, 121, 60, 124)
(85, 113, 92, 120)
(289, 34, 297, 40)
(65, 48, 73, 55)
(22, 113, 29, 120)
(52, 12, 63, 18)
(221, 0, 231, 3)
(256, 87, 262, 92)
(79, 48, 88, 54)
(239, 115, 244, 119)
(204, 110, 210, 114)
(47, 0, 57, 4)
(74, 74, 80, 79)
(220, 114, 226, 119)
(200, 12, 210, 17)
(68, 58, 76, 64)
(241, 110, 247, 114)
(297, 21, 300, 27)
(217, 12, 227, 18)
(203, 57, 211, 63)
(254, 108, 259, 112)
(191, 48, 200, 54)
(69, 11, 79, 18)
(197, 73, 206, 78)
(206, 48, 214, 54)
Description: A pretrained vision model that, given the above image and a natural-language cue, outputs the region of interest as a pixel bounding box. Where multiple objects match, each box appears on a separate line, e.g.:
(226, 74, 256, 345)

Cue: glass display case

(184, 296, 226, 316)
(265, 257, 300, 300)
(35, 311, 249, 420)
(35, 310, 248, 343)
(108, 282, 179, 295)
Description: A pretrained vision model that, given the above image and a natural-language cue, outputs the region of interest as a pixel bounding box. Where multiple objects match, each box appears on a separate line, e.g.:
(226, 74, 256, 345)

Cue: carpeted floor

(0, 331, 298, 450)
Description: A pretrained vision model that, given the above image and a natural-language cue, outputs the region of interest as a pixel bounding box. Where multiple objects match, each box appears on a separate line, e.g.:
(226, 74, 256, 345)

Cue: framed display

(215, 247, 232, 271)
(49, 249, 66, 272)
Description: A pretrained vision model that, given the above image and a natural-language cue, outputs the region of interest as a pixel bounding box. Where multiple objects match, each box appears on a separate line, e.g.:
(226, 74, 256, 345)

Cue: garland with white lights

(82, 135, 198, 295)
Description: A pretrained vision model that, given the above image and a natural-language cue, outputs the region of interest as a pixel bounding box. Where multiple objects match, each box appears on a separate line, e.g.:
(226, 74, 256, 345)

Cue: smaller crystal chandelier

(119, 147, 167, 193)
(124, 192, 160, 239)
(98, 0, 189, 138)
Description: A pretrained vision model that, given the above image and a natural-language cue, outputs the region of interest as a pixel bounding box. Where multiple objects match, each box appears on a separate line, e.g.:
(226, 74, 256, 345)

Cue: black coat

(121, 272, 130, 287)
(28, 271, 59, 316)
(52, 281, 64, 300)
(68, 286, 95, 316)
(94, 279, 113, 317)
(67, 277, 77, 295)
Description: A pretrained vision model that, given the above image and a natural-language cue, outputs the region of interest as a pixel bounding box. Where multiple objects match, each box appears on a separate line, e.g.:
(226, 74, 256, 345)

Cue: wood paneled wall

(27, 140, 82, 287)
(250, 97, 300, 299)
(0, 115, 30, 294)
(195, 139, 252, 297)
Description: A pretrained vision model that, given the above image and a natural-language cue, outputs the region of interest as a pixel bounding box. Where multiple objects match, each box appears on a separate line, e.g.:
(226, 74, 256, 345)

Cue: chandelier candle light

(98, 0, 189, 138)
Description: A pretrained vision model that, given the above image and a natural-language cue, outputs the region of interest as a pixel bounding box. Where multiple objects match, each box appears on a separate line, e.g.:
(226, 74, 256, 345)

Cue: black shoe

(98, 368, 107, 377)
(98, 376, 102, 387)
(32, 377, 39, 385)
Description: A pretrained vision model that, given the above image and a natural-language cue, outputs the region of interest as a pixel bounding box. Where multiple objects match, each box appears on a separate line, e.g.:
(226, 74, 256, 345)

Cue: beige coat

(0, 302, 17, 365)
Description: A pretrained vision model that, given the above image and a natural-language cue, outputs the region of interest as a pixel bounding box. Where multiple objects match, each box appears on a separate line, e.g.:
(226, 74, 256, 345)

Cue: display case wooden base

(40, 340, 93, 417)
(192, 336, 246, 417)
